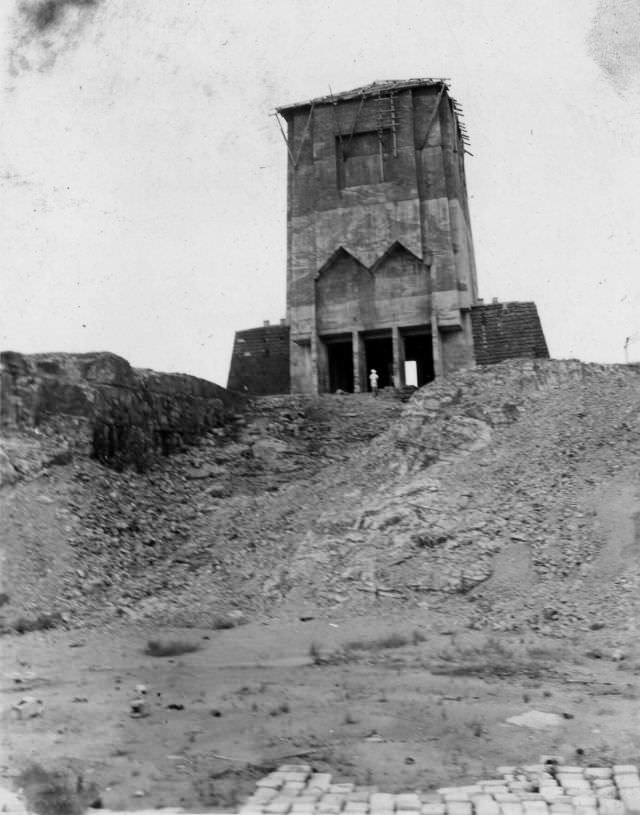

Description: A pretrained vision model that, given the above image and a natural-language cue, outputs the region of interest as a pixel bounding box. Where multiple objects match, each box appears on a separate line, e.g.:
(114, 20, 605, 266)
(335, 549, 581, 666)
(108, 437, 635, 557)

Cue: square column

(352, 331, 361, 392)
(391, 325, 405, 388)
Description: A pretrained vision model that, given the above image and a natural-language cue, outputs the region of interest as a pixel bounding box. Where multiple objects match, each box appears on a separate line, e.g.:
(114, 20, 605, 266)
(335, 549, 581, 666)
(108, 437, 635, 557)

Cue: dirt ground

(2, 614, 640, 811)
(2, 366, 640, 811)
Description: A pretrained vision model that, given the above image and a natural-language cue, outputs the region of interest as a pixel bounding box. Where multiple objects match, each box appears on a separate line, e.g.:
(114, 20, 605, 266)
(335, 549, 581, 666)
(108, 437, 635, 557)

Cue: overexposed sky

(2, 0, 640, 384)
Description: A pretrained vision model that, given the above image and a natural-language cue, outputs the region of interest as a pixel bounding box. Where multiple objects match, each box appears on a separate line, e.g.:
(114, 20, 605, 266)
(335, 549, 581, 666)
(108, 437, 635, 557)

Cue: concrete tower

(277, 78, 478, 394)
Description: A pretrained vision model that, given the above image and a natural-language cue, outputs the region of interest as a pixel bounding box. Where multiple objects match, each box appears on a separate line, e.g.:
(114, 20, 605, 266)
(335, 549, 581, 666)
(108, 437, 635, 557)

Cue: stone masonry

(0, 351, 238, 472)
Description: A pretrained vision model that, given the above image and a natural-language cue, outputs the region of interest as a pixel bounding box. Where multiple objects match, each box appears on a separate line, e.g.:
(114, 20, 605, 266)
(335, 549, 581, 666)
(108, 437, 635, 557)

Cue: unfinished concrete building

(227, 79, 548, 395)
(279, 78, 477, 393)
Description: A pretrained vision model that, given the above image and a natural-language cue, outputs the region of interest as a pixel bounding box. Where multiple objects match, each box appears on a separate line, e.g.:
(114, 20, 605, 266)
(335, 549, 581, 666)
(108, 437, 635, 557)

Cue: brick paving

(3, 760, 640, 815)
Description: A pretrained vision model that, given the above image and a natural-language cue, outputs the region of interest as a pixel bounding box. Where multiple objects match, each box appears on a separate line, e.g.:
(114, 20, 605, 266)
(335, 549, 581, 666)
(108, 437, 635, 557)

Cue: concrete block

(595, 788, 617, 799)
(443, 792, 470, 802)
(265, 799, 293, 814)
(345, 790, 368, 802)
(282, 783, 307, 795)
(317, 805, 343, 815)
(445, 802, 472, 815)
(343, 803, 369, 813)
(619, 789, 640, 814)
(330, 785, 355, 795)
(421, 804, 446, 815)
(284, 773, 311, 784)
(396, 795, 422, 810)
(499, 804, 524, 815)
(495, 795, 522, 803)
(397, 810, 421, 815)
(614, 776, 640, 789)
(584, 769, 613, 780)
(258, 774, 286, 789)
(370, 794, 395, 810)
(558, 779, 590, 791)
(541, 789, 564, 802)
(307, 775, 333, 793)
(572, 796, 596, 808)
(522, 802, 548, 815)
(573, 807, 597, 815)
(317, 794, 346, 812)
(280, 765, 313, 775)
(291, 804, 316, 814)
(597, 801, 625, 815)
(473, 798, 500, 815)
(612, 767, 638, 776)
(252, 788, 280, 804)
(548, 805, 573, 815)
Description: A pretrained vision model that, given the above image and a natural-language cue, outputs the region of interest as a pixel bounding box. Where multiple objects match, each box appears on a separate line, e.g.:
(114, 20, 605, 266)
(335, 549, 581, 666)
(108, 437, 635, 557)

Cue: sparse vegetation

(10, 612, 62, 635)
(309, 641, 324, 664)
(432, 637, 558, 679)
(211, 615, 238, 630)
(269, 701, 290, 716)
(144, 638, 201, 657)
(466, 718, 487, 738)
(17, 764, 84, 815)
(344, 631, 417, 652)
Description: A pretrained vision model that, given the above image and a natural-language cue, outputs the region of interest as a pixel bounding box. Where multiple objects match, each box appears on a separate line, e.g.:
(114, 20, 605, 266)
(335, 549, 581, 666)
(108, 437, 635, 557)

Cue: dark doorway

(403, 333, 434, 386)
(326, 339, 353, 392)
(364, 336, 393, 389)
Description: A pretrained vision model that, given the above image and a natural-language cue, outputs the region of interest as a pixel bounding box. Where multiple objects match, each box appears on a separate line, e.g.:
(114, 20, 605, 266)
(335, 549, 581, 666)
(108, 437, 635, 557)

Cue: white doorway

(404, 359, 418, 387)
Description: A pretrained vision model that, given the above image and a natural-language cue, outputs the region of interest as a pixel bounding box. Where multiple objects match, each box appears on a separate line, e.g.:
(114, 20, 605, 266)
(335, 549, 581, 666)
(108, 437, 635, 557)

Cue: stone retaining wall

(0, 351, 240, 471)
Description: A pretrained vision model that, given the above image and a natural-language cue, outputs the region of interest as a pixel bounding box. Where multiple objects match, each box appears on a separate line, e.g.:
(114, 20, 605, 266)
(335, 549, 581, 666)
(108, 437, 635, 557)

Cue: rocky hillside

(1, 358, 640, 638)
(0, 351, 238, 476)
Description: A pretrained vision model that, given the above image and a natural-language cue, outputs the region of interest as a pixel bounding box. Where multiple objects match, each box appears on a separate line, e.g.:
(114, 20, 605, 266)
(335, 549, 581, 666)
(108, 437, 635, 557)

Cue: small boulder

(0, 448, 17, 487)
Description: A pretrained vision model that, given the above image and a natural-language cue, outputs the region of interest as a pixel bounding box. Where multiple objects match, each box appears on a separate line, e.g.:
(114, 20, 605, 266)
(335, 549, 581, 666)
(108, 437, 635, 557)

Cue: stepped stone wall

(471, 301, 549, 365)
(227, 325, 290, 395)
(0, 351, 239, 471)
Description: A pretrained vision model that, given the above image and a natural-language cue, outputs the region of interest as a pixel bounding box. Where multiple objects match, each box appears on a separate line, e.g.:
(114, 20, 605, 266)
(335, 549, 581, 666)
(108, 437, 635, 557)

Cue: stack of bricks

(239, 763, 640, 815)
(1, 762, 639, 815)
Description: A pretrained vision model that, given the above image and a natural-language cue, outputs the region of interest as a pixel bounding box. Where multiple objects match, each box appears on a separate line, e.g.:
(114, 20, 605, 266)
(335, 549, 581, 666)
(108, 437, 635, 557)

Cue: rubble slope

(1, 359, 640, 637)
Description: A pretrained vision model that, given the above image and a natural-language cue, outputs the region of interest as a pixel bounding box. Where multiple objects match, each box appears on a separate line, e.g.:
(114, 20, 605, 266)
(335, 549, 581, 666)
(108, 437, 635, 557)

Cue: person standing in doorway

(369, 368, 379, 397)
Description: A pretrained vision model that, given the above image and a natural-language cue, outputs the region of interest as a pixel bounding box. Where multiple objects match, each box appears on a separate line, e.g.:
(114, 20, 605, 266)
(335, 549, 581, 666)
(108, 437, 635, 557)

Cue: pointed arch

(315, 247, 372, 335)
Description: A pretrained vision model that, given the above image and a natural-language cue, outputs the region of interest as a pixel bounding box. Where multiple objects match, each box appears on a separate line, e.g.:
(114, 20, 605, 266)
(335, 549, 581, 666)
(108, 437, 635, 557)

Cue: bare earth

(1, 361, 640, 811)
(1, 614, 640, 811)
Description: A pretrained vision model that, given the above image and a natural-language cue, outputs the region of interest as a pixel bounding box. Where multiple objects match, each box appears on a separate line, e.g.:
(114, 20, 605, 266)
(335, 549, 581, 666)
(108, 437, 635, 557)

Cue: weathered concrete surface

(279, 80, 478, 393)
(0, 351, 239, 471)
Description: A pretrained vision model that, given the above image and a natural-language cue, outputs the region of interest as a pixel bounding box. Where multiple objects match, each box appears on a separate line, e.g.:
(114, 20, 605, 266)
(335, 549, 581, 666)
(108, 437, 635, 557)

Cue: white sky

(2, 0, 640, 385)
